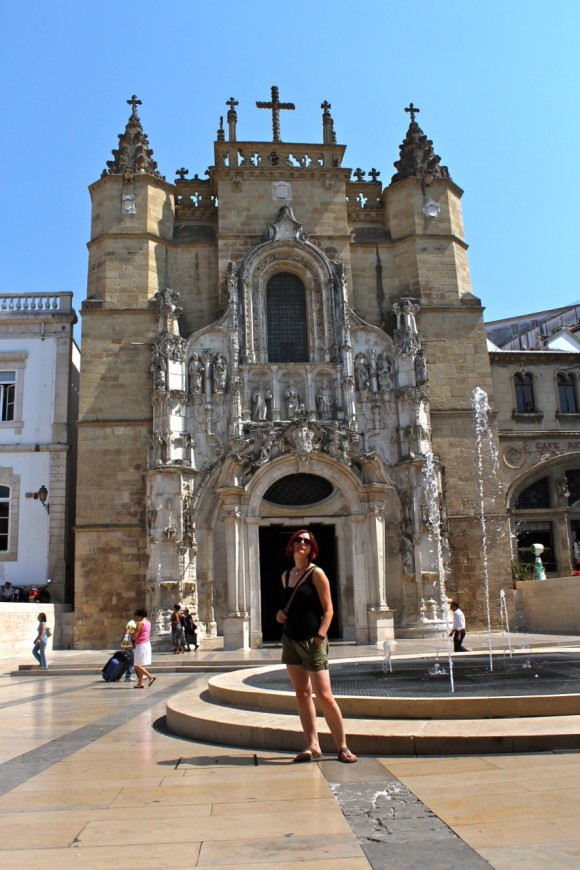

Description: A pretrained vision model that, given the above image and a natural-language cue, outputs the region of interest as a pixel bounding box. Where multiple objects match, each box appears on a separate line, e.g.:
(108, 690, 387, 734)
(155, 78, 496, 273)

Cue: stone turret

(102, 95, 163, 180)
(391, 102, 450, 184)
(87, 96, 175, 304)
(382, 103, 471, 304)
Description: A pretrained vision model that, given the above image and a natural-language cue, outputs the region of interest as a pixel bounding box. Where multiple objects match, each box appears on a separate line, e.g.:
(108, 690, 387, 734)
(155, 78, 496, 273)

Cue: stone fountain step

(166, 679, 580, 756)
(13, 661, 261, 677)
(166, 668, 580, 755)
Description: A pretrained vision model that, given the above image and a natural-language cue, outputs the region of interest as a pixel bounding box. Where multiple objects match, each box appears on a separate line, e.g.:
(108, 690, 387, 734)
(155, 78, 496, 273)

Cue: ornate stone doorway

(259, 524, 339, 642)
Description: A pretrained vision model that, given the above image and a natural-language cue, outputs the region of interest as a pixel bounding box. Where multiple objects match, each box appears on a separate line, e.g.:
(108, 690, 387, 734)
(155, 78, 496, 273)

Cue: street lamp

(37, 485, 49, 514)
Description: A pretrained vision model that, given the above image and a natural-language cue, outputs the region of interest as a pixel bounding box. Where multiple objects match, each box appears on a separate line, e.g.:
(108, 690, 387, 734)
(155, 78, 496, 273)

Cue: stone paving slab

(3, 644, 580, 867)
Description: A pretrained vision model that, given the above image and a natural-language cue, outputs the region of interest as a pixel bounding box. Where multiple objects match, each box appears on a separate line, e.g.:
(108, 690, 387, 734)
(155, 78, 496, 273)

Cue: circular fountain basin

(211, 652, 580, 719)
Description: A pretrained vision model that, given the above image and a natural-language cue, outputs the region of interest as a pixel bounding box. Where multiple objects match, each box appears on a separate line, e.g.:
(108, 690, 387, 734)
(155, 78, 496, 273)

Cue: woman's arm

(276, 572, 288, 624)
(312, 568, 333, 643)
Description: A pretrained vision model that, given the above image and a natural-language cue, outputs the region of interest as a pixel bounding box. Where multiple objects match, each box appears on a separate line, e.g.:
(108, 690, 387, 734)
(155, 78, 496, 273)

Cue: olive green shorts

(281, 632, 329, 671)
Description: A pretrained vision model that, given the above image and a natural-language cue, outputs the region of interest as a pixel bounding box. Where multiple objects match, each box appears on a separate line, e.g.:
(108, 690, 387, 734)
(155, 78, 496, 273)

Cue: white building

(0, 292, 78, 603)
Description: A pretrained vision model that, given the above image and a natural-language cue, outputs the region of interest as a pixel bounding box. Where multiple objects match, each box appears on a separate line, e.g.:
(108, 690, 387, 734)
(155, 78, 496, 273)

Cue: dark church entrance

(259, 524, 339, 642)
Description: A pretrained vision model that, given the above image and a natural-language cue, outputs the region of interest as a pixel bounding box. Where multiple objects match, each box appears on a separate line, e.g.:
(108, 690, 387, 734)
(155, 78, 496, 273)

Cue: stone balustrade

(0, 292, 73, 314)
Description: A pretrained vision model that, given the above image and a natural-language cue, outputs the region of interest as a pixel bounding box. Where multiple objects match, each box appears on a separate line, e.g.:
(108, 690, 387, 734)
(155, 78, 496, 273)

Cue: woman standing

(32, 612, 49, 670)
(276, 529, 357, 764)
(133, 608, 156, 689)
(171, 603, 185, 654)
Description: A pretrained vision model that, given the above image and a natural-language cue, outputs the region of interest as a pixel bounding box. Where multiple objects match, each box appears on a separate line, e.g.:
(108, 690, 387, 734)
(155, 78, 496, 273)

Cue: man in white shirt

(1, 582, 14, 601)
(449, 601, 467, 652)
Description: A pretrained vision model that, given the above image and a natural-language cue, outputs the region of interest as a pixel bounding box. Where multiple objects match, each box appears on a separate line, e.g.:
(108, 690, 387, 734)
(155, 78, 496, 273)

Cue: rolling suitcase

(102, 650, 130, 682)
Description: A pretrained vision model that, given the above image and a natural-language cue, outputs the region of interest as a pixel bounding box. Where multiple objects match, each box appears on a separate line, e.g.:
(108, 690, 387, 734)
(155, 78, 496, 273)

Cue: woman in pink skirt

(133, 608, 156, 688)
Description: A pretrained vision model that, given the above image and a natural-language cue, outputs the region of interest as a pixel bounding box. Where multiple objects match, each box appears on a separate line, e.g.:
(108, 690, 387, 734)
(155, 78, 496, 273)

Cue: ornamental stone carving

(393, 298, 421, 356)
(188, 353, 204, 394)
(212, 354, 228, 393)
(252, 383, 272, 421)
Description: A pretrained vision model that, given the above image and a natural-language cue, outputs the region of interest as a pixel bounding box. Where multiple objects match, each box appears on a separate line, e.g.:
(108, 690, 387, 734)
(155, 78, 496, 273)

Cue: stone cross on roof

(226, 97, 239, 142)
(127, 95, 142, 116)
(405, 102, 420, 123)
(256, 86, 295, 143)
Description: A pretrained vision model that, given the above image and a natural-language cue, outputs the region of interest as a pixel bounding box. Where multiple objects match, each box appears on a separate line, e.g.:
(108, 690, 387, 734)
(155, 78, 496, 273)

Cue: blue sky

(1, 1, 579, 337)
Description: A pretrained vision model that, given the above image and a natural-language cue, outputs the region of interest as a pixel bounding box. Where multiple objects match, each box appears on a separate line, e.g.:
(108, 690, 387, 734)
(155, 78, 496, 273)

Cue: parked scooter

(11, 580, 51, 603)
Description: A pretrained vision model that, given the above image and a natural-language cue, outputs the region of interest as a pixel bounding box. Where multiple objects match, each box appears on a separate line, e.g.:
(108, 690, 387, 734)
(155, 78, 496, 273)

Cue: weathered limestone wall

(516, 577, 580, 633)
(0, 604, 73, 659)
(75, 304, 155, 646)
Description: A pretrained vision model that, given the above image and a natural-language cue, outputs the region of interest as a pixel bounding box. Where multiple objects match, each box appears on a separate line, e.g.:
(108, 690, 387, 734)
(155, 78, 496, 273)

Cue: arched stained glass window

(264, 474, 333, 506)
(267, 273, 308, 362)
(515, 477, 550, 510)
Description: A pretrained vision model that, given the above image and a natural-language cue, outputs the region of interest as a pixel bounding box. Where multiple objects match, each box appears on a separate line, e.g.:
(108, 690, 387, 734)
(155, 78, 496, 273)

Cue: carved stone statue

(152, 288, 182, 336)
(556, 477, 571, 505)
(355, 353, 370, 391)
(252, 382, 272, 421)
(393, 298, 421, 355)
(376, 353, 393, 391)
(188, 353, 204, 394)
(401, 536, 415, 573)
(212, 354, 228, 393)
(151, 350, 167, 390)
(285, 384, 300, 419)
(415, 348, 428, 385)
(316, 381, 333, 418)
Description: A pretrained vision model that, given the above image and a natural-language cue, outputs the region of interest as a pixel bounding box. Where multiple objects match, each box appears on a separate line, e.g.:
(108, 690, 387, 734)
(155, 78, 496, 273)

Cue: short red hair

(285, 529, 319, 560)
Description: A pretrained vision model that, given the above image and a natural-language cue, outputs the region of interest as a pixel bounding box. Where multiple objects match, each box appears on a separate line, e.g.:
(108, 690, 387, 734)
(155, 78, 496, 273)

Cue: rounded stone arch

(506, 451, 580, 508)
(239, 238, 338, 364)
(507, 451, 580, 575)
(246, 453, 381, 518)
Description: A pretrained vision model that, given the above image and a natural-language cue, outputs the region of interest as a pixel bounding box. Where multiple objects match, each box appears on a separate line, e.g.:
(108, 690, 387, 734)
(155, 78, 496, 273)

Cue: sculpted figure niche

(252, 382, 272, 421)
(355, 353, 370, 391)
(285, 383, 300, 419)
(316, 381, 333, 418)
(376, 353, 392, 391)
(212, 354, 228, 393)
(188, 353, 204, 394)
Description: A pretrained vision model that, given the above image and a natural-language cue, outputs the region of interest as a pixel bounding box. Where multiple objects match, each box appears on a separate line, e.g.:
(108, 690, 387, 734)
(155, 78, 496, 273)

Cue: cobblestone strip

(320, 758, 491, 870)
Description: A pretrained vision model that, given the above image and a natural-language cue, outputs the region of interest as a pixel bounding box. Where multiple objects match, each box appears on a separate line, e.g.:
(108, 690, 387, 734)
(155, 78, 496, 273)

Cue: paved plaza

(1, 636, 580, 868)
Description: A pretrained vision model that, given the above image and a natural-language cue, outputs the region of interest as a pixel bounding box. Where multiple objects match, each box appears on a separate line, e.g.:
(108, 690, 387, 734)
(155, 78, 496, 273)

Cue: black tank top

(282, 567, 323, 641)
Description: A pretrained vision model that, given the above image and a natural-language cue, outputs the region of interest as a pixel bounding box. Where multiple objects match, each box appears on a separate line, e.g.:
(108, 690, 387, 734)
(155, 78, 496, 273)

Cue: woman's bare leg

(309, 669, 348, 750)
(286, 664, 320, 752)
(134, 665, 153, 685)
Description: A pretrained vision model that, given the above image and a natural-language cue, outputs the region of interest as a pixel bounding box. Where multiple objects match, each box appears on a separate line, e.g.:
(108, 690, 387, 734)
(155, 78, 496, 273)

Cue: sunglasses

(294, 536, 311, 546)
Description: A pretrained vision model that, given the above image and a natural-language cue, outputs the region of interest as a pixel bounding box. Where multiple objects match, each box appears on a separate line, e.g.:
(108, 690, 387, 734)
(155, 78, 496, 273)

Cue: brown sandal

(293, 748, 322, 763)
(337, 747, 357, 763)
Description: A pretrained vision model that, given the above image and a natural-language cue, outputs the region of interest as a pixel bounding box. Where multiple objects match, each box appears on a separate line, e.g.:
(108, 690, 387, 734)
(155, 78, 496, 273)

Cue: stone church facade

(74, 91, 511, 649)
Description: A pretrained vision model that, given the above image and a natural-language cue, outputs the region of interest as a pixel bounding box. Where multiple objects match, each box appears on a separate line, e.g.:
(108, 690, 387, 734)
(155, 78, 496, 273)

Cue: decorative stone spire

(321, 100, 337, 145)
(391, 103, 450, 184)
(103, 95, 163, 179)
(226, 97, 239, 141)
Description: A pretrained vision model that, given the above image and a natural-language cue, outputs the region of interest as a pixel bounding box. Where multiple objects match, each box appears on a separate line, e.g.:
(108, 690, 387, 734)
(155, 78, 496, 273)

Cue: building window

(514, 372, 536, 413)
(515, 477, 551, 510)
(0, 372, 15, 422)
(516, 521, 556, 572)
(0, 485, 9, 551)
(266, 272, 309, 362)
(264, 473, 333, 506)
(557, 372, 578, 413)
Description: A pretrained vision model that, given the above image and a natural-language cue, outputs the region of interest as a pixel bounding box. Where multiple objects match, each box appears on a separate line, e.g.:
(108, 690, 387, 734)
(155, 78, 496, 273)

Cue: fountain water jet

(471, 386, 499, 671)
(422, 449, 455, 691)
(499, 589, 513, 657)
